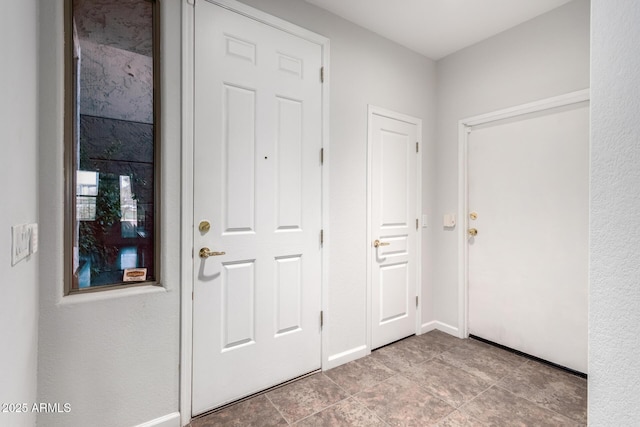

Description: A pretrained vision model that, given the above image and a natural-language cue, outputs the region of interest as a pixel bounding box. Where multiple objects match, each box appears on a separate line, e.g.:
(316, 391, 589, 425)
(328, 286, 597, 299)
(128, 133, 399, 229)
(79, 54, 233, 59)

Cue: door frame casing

(180, 1, 330, 424)
(366, 105, 423, 352)
(457, 89, 590, 340)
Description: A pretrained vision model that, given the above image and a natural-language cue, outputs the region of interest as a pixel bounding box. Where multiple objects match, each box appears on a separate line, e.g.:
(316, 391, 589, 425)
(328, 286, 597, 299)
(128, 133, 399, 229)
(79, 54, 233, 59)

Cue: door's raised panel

(223, 84, 256, 233)
(274, 255, 302, 336)
(378, 235, 408, 257)
(221, 260, 256, 351)
(275, 97, 303, 231)
(224, 34, 256, 64)
(278, 53, 303, 78)
(380, 130, 409, 228)
(378, 262, 409, 324)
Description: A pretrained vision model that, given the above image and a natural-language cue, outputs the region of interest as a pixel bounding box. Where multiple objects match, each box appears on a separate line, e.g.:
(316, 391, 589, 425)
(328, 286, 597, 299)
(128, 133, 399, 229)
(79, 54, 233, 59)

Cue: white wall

(433, 0, 590, 331)
(237, 0, 437, 363)
(37, 2, 181, 426)
(590, 0, 640, 423)
(0, 1, 39, 426)
(36, 0, 435, 425)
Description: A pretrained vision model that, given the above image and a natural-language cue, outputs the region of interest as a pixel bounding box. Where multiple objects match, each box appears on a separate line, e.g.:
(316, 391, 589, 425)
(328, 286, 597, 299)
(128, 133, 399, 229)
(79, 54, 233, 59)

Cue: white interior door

(192, 2, 323, 414)
(369, 109, 420, 349)
(467, 103, 589, 373)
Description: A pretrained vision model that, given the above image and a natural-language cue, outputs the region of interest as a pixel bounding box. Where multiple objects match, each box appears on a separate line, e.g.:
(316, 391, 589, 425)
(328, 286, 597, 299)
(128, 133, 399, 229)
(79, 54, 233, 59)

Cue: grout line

(281, 372, 356, 424)
(358, 399, 392, 427)
(397, 370, 458, 410)
(321, 370, 352, 396)
(493, 384, 586, 425)
(192, 369, 321, 421)
(264, 392, 293, 425)
(289, 393, 353, 425)
(439, 409, 490, 427)
(456, 383, 497, 421)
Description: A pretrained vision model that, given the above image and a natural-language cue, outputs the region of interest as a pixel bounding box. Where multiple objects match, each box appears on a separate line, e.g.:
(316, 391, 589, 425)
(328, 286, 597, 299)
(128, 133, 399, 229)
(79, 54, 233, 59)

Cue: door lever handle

(199, 247, 226, 258)
(373, 239, 390, 248)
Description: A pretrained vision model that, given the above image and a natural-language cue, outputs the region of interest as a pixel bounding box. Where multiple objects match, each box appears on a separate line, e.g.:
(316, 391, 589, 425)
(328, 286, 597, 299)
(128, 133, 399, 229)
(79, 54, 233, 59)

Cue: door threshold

(192, 369, 321, 420)
(469, 334, 587, 379)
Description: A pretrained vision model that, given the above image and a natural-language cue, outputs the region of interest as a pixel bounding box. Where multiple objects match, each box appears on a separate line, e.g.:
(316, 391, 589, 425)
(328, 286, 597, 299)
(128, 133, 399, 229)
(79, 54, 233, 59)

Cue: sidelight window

(65, 0, 159, 293)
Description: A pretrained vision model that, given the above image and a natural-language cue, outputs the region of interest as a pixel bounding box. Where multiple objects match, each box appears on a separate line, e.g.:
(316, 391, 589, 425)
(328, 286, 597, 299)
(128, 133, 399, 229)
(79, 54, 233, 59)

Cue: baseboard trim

(421, 321, 461, 338)
(325, 345, 368, 370)
(133, 412, 181, 427)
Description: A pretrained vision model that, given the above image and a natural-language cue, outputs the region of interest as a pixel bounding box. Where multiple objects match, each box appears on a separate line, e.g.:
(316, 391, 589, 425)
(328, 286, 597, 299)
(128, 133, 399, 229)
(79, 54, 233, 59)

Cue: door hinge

(416, 296, 419, 307)
(416, 218, 419, 230)
(320, 229, 324, 246)
(320, 311, 324, 328)
(416, 142, 419, 153)
(320, 67, 325, 83)
(192, 291, 194, 301)
(320, 148, 324, 165)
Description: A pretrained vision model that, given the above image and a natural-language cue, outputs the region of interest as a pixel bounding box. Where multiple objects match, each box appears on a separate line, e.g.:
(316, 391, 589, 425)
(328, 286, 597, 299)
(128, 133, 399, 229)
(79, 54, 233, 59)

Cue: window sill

(59, 283, 167, 306)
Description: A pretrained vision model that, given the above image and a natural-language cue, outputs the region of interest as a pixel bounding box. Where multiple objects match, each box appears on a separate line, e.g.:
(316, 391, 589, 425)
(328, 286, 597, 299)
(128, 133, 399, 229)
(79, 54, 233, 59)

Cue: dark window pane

(70, 0, 156, 290)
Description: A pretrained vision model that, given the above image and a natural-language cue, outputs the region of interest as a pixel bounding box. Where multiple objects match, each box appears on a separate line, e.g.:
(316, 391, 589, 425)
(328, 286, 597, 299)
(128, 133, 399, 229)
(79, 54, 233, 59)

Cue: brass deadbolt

(468, 228, 478, 237)
(199, 221, 211, 233)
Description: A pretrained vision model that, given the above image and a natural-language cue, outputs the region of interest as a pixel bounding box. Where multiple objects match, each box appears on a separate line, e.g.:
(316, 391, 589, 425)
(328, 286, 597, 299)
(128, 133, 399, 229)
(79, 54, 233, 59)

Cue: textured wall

(590, 0, 640, 423)
(73, 0, 152, 56)
(0, 1, 39, 426)
(79, 40, 153, 124)
(433, 0, 590, 330)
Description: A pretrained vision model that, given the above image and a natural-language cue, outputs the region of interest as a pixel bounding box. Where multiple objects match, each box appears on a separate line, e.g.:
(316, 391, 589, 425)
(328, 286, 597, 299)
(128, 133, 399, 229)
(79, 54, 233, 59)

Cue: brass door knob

(199, 247, 226, 258)
(468, 228, 478, 237)
(373, 239, 390, 248)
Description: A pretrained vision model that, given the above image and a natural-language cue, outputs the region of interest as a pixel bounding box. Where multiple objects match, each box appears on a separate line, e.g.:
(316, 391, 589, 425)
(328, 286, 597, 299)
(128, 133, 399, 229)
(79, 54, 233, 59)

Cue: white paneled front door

(467, 102, 589, 373)
(192, 2, 324, 414)
(369, 108, 421, 349)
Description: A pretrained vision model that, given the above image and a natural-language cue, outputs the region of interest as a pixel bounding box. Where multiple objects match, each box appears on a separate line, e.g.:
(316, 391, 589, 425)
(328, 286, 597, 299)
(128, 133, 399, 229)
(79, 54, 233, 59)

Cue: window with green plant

(65, 0, 158, 292)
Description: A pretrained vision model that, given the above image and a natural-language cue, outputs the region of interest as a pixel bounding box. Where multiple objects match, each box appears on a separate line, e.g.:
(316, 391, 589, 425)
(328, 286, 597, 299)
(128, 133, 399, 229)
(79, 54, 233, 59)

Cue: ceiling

(303, 0, 573, 60)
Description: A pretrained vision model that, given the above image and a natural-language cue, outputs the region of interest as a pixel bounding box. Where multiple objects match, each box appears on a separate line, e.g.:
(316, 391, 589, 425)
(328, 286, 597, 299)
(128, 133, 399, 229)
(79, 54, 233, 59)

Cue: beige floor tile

(437, 339, 526, 382)
(266, 373, 349, 423)
(437, 410, 486, 427)
(498, 360, 587, 424)
(189, 395, 287, 427)
(459, 386, 580, 426)
(354, 375, 455, 426)
(404, 358, 492, 407)
(294, 398, 386, 426)
(324, 355, 396, 395)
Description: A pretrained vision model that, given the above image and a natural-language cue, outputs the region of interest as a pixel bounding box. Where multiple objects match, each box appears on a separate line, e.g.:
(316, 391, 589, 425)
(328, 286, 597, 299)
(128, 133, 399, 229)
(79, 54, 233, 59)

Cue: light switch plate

(12, 224, 31, 266)
(30, 223, 38, 253)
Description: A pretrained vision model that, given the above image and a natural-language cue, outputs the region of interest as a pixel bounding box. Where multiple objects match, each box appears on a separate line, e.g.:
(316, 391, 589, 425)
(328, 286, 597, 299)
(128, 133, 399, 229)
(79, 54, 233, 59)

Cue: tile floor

(189, 331, 587, 426)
